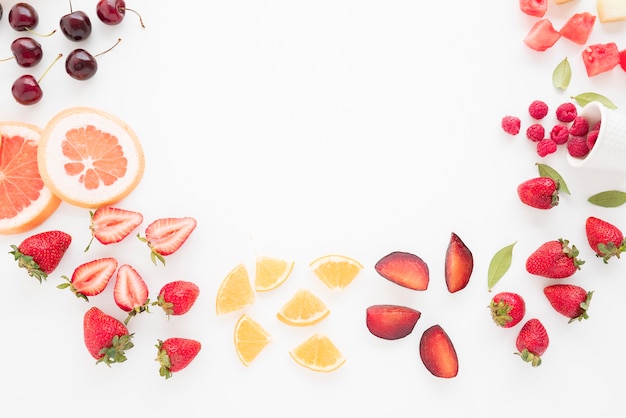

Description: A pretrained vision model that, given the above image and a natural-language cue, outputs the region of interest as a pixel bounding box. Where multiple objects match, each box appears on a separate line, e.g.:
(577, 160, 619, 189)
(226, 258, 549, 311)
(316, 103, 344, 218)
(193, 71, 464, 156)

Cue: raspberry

(555, 102, 577, 123)
(569, 116, 590, 136)
(537, 138, 557, 157)
(591, 120, 601, 131)
(526, 123, 545, 142)
(567, 135, 590, 158)
(550, 124, 570, 145)
(528, 100, 549, 119)
(501, 115, 521, 135)
(586, 129, 599, 150)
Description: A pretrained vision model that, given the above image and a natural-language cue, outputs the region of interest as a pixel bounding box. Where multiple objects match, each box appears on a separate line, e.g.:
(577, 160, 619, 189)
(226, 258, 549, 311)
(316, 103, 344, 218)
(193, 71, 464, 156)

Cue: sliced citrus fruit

(216, 263, 255, 315)
(234, 313, 271, 366)
(309, 254, 363, 290)
(0, 122, 61, 234)
(254, 256, 294, 292)
(277, 289, 330, 326)
(289, 333, 346, 372)
(37, 107, 145, 208)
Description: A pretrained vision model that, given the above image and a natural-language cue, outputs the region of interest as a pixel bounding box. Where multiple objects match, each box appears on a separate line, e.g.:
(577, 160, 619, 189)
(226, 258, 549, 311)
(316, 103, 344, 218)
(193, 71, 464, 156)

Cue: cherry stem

(69, 0, 74, 13)
(26, 28, 57, 37)
(125, 7, 145, 28)
(0, 56, 15, 63)
(38, 53, 63, 84)
(95, 38, 122, 58)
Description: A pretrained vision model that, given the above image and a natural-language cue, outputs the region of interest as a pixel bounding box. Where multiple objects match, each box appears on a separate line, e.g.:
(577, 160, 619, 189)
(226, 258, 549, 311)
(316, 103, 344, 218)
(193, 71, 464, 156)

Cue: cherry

(96, 0, 144, 27)
(0, 37, 44, 67)
(0, 4, 3, 21)
(60, 0, 92, 41)
(12, 53, 62, 105)
(65, 38, 121, 81)
(8, 2, 38, 31)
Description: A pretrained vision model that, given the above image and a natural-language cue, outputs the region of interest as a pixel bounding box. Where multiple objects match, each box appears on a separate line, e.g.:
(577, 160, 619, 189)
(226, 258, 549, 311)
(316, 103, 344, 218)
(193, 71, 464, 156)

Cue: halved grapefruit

(0, 121, 61, 234)
(37, 107, 145, 208)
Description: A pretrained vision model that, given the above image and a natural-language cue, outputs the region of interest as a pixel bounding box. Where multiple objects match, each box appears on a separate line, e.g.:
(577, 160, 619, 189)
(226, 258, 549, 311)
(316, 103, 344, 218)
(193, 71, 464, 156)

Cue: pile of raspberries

(501, 100, 600, 158)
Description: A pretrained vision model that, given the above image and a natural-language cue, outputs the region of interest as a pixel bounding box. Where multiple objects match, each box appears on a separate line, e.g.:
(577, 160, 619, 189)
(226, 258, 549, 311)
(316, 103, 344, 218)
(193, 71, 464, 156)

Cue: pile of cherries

(1, 0, 144, 105)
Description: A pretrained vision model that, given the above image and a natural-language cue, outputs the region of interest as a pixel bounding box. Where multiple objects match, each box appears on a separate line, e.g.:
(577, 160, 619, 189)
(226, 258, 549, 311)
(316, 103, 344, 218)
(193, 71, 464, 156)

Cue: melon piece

(560, 12, 596, 44)
(597, 0, 626, 22)
(553, 0, 575, 4)
(582, 43, 620, 76)
(524, 19, 561, 52)
(520, 0, 548, 17)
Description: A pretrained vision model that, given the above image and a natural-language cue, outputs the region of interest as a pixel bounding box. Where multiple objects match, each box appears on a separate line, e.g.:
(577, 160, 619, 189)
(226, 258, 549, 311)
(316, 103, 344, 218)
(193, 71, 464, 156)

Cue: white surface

(1, 1, 626, 416)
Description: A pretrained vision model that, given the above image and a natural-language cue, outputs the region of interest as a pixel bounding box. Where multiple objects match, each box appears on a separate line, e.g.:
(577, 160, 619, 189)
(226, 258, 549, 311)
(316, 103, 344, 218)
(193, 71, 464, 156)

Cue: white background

(1, 1, 626, 416)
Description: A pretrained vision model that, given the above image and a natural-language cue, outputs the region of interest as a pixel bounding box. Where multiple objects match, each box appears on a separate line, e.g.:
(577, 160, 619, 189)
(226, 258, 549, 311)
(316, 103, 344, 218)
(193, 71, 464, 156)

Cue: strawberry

(444, 232, 473, 293)
(83, 306, 134, 366)
(85, 206, 143, 251)
(525, 239, 584, 278)
(374, 251, 429, 291)
(517, 177, 559, 210)
(419, 324, 458, 378)
(365, 304, 421, 340)
(155, 337, 201, 379)
(152, 280, 200, 318)
(114, 264, 150, 325)
(57, 257, 118, 301)
(9, 230, 72, 282)
(585, 216, 626, 263)
(543, 284, 593, 323)
(515, 318, 549, 367)
(137, 217, 197, 265)
(489, 292, 526, 328)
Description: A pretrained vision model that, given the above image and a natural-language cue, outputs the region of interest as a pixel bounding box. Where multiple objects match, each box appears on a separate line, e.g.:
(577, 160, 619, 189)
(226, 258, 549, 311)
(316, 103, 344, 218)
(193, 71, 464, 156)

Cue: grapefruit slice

(37, 107, 145, 208)
(0, 122, 61, 234)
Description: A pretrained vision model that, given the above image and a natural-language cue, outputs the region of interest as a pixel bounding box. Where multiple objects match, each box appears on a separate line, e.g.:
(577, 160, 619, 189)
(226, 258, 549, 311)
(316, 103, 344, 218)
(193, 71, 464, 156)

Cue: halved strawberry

(524, 19, 561, 52)
(114, 264, 150, 325)
(374, 251, 429, 291)
(85, 206, 143, 251)
(138, 217, 197, 265)
(58, 257, 118, 301)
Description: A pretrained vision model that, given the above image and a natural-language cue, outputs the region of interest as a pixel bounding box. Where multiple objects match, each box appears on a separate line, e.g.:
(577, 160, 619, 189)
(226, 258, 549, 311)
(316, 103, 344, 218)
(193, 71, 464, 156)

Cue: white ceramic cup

(567, 101, 626, 172)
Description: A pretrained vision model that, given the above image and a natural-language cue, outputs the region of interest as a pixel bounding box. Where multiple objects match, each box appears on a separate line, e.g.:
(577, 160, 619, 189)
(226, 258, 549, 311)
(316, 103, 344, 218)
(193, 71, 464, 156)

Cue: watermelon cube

(560, 12, 596, 45)
(520, 0, 548, 17)
(582, 43, 620, 76)
(524, 19, 561, 52)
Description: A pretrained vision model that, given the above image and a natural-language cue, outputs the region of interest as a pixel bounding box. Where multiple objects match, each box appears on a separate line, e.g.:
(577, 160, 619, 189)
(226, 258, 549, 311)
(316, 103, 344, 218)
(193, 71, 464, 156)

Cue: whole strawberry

(585, 216, 626, 263)
(517, 177, 559, 210)
(83, 306, 134, 366)
(489, 292, 526, 328)
(526, 238, 584, 279)
(9, 230, 72, 282)
(155, 337, 201, 379)
(544, 284, 593, 323)
(515, 318, 549, 367)
(152, 280, 200, 318)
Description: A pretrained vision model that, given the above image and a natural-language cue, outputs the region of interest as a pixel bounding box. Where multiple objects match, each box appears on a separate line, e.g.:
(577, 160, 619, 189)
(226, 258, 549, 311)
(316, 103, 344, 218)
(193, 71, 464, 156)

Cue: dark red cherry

(96, 0, 144, 27)
(60, 1, 92, 41)
(11, 53, 62, 106)
(0, 4, 4, 21)
(8, 2, 38, 31)
(65, 49, 97, 80)
(10, 37, 43, 67)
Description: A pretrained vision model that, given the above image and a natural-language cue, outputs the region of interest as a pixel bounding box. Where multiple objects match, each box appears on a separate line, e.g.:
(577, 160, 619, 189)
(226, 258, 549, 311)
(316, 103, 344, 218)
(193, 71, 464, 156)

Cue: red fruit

(374, 251, 429, 291)
(567, 135, 590, 158)
(489, 292, 526, 328)
(620, 49, 626, 71)
(155, 337, 201, 379)
(152, 280, 200, 317)
(86, 206, 143, 251)
(83, 306, 134, 366)
(585, 216, 626, 263)
(582, 42, 620, 77)
(536, 138, 557, 157)
(524, 19, 561, 52)
(525, 239, 584, 279)
(419, 324, 458, 378)
(549, 124, 570, 144)
(526, 123, 545, 142)
(365, 305, 421, 340)
(501, 115, 521, 135)
(9, 230, 72, 282)
(113, 264, 150, 325)
(528, 100, 549, 119)
(543, 284, 593, 323)
(519, 0, 548, 17)
(57, 257, 118, 301)
(559, 12, 596, 45)
(138, 217, 197, 265)
(555, 102, 577, 123)
(515, 318, 549, 367)
(569, 116, 589, 136)
(444, 232, 473, 293)
(517, 177, 559, 210)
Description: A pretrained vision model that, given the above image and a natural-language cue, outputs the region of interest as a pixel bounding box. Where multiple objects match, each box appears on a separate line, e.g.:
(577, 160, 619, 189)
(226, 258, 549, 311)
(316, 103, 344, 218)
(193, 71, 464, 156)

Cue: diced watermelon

(559, 12, 596, 45)
(520, 0, 548, 17)
(582, 43, 620, 76)
(619, 49, 626, 72)
(524, 19, 561, 52)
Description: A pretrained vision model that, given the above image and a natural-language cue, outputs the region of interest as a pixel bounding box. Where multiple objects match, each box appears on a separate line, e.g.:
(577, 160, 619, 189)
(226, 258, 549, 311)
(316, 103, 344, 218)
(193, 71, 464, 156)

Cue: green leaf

(552, 57, 571, 90)
(571, 92, 617, 109)
(588, 190, 626, 207)
(487, 242, 516, 291)
(536, 163, 571, 195)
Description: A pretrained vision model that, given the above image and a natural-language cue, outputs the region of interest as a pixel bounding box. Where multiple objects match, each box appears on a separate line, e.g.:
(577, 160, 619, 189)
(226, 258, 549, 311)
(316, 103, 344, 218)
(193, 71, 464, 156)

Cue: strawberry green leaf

(571, 92, 617, 110)
(588, 190, 626, 207)
(536, 163, 570, 195)
(552, 57, 571, 90)
(487, 242, 516, 291)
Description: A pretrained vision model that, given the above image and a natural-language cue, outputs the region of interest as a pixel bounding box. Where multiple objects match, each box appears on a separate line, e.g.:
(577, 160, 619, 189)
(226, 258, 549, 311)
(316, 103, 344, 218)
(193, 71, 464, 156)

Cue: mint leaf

(571, 92, 617, 109)
(487, 242, 516, 291)
(552, 57, 571, 90)
(536, 163, 570, 195)
(588, 190, 626, 207)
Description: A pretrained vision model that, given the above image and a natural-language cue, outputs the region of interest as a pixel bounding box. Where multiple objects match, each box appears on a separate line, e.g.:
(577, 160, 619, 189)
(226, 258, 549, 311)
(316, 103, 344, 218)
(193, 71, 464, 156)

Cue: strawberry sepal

(9, 245, 47, 283)
(568, 290, 594, 323)
(96, 333, 135, 367)
(515, 349, 542, 367)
